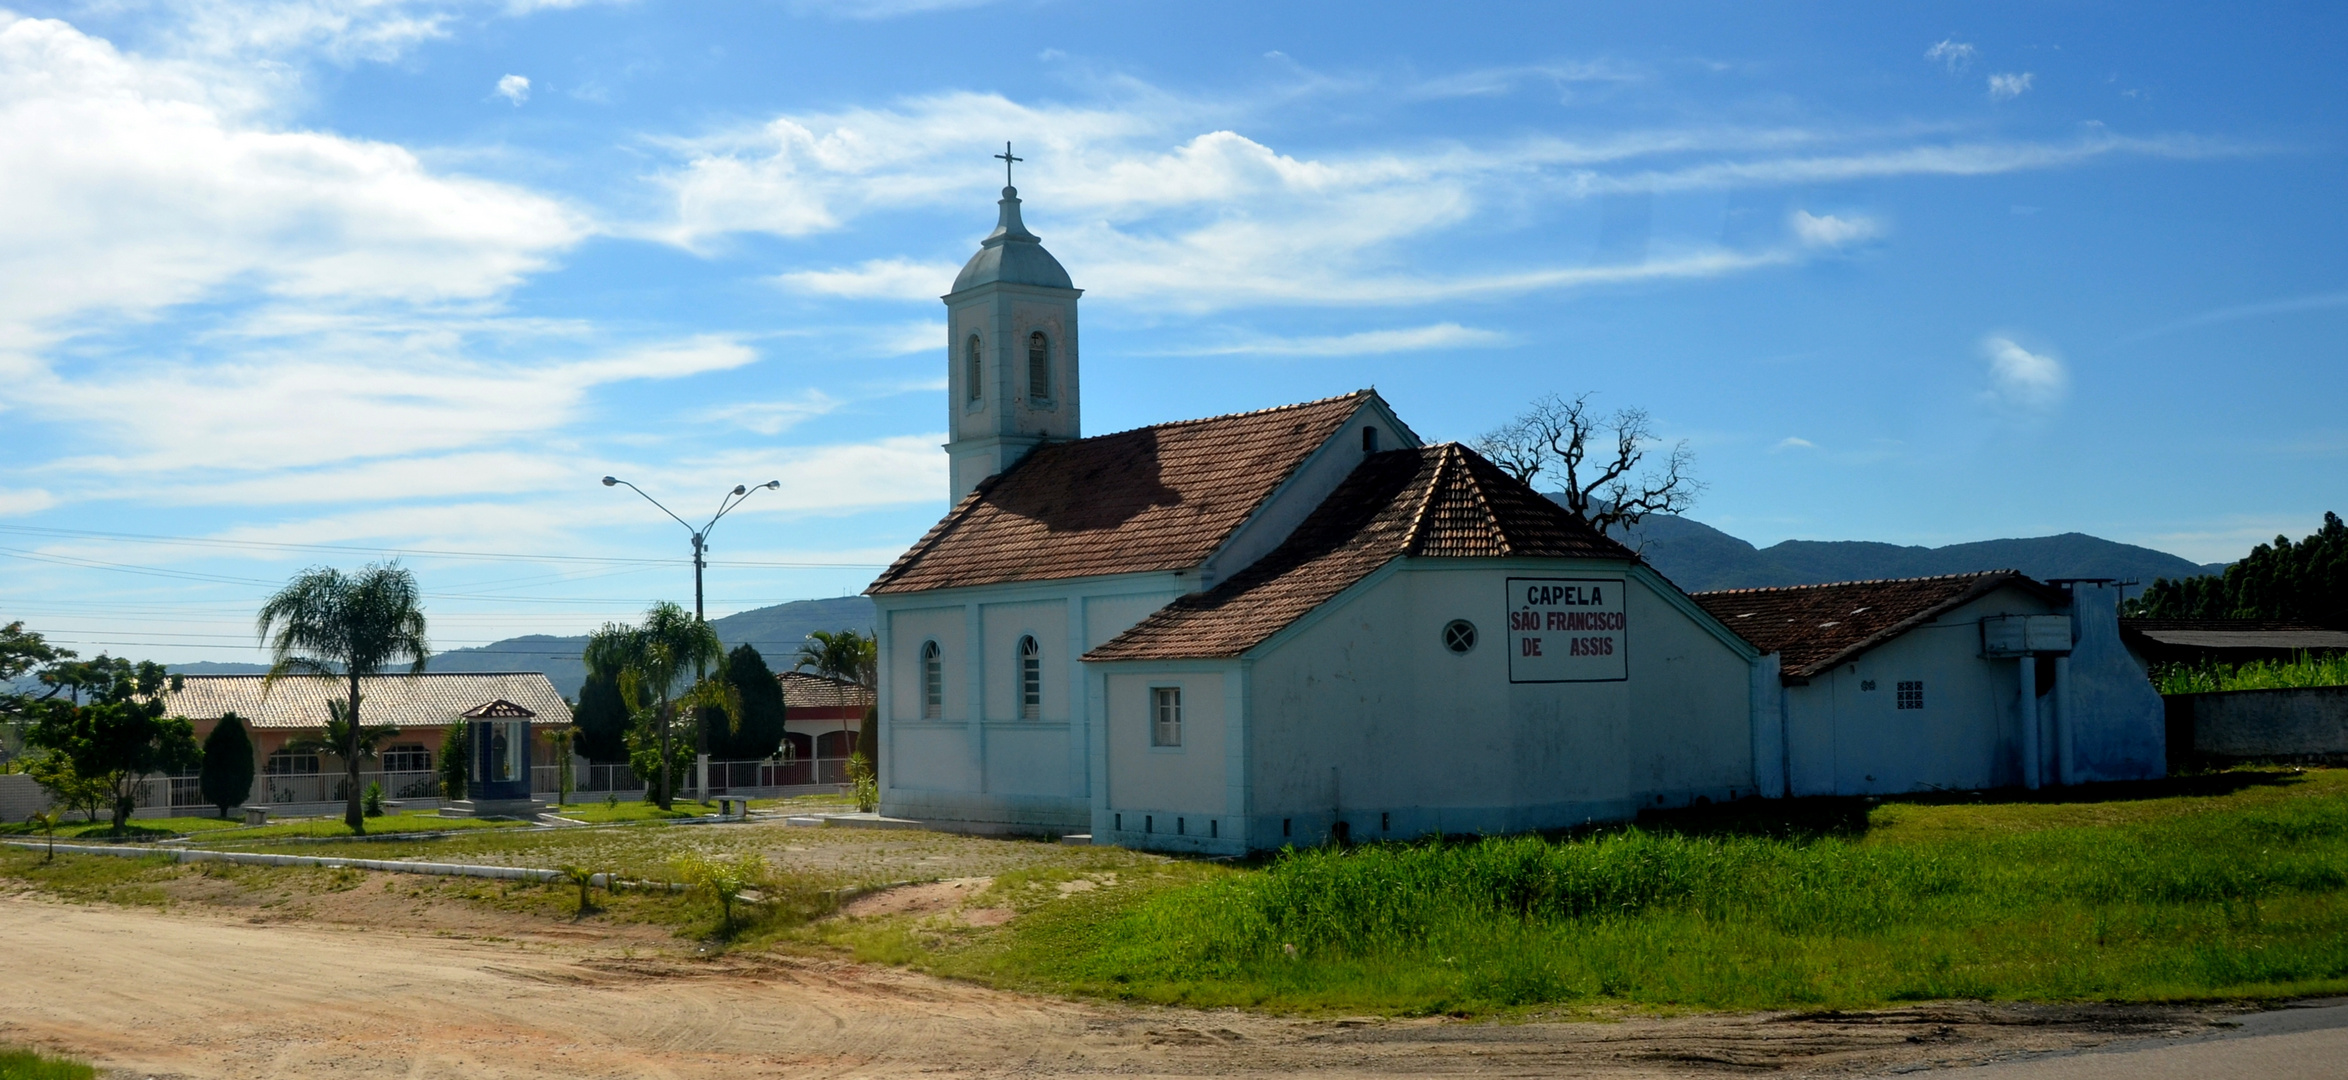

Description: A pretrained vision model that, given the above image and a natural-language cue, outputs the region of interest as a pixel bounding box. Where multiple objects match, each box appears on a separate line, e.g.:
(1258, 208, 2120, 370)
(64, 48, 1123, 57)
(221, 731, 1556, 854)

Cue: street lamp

(601, 476, 782, 623)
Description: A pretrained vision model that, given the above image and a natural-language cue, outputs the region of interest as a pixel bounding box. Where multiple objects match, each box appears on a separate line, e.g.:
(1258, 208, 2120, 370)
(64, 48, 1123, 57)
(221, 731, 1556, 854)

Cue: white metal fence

(119, 755, 856, 813)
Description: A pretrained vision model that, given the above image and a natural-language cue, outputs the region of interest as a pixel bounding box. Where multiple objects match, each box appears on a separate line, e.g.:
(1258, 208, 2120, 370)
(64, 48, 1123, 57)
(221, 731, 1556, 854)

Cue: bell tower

(942, 144, 1082, 501)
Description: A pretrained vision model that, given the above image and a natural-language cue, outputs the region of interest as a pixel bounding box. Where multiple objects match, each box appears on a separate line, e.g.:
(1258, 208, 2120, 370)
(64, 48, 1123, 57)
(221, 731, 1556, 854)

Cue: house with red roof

(866, 181, 2165, 853)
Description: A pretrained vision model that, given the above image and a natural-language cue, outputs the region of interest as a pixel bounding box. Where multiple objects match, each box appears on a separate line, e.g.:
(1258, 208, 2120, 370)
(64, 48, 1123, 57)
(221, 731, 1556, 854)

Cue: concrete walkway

(1898, 1000, 2348, 1079)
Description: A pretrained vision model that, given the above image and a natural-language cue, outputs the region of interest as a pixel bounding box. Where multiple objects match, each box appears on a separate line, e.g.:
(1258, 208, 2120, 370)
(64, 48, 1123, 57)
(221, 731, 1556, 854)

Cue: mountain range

(161, 517, 2222, 699)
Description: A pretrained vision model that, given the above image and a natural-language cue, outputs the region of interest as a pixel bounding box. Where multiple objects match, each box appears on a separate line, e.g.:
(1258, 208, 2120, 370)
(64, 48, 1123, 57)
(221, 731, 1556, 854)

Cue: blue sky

(1, 1, 2342, 666)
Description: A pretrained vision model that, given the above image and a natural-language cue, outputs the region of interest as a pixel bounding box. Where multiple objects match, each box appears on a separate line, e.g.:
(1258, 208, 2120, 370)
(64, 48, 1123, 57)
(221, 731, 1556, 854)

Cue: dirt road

(0, 892, 2262, 1078)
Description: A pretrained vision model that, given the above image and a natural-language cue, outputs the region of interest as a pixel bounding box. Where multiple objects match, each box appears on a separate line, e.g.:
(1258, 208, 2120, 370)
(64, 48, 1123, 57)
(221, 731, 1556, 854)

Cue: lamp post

(601, 476, 781, 624)
(602, 476, 782, 803)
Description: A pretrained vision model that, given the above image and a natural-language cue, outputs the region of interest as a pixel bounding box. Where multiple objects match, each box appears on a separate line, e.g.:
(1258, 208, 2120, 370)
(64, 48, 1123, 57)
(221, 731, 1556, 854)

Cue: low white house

(1691, 574, 2167, 796)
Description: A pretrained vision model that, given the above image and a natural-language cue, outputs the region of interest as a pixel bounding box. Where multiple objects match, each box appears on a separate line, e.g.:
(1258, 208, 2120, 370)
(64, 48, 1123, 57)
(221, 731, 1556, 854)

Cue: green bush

(362, 781, 385, 817)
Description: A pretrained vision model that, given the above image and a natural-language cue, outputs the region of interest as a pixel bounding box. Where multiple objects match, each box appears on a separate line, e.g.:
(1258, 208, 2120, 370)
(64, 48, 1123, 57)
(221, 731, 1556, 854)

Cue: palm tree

(257, 563, 429, 834)
(794, 629, 877, 688)
(583, 601, 728, 810)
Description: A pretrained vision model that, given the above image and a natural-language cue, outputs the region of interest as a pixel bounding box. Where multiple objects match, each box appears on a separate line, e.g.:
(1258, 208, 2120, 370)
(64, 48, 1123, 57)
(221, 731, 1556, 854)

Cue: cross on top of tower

(994, 141, 1022, 188)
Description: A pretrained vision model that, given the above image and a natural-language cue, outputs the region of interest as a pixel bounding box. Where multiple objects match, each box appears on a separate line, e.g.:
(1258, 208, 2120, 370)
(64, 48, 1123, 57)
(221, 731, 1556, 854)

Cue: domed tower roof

(949, 185, 1075, 294)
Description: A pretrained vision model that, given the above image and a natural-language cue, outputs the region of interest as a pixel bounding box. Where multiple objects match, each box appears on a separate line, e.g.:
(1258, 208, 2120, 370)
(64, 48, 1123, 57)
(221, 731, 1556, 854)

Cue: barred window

(264, 748, 319, 775)
(1896, 680, 1925, 710)
(1027, 331, 1050, 401)
(965, 335, 983, 403)
(382, 743, 431, 773)
(921, 641, 944, 719)
(1151, 686, 1182, 747)
(1019, 635, 1042, 719)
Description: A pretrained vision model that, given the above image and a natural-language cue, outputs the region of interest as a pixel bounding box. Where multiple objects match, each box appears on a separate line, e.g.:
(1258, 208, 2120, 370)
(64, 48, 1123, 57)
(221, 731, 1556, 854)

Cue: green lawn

(917, 768, 2348, 1015)
(0, 1045, 94, 1080)
(547, 799, 708, 824)
(179, 809, 529, 843)
(0, 815, 247, 842)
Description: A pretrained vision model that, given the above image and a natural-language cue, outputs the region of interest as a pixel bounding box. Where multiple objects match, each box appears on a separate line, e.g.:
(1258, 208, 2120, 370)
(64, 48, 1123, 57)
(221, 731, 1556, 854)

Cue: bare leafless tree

(1472, 392, 1702, 532)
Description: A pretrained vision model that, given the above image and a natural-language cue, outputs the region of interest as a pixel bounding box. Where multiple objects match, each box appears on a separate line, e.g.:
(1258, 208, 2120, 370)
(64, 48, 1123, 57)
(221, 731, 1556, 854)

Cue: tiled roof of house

(868, 391, 1379, 595)
(1085, 444, 1634, 661)
(157, 673, 572, 730)
(1690, 571, 2060, 680)
(779, 671, 875, 711)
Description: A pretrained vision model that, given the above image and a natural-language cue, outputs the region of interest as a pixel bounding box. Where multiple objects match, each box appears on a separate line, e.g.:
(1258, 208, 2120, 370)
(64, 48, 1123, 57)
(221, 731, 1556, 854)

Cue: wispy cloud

(2129, 289, 2348, 341)
(1983, 335, 2067, 413)
(1788, 210, 1882, 248)
(1926, 39, 1977, 73)
(701, 389, 841, 435)
(1989, 72, 2035, 101)
(1164, 323, 1509, 358)
(1772, 437, 1816, 451)
(1406, 60, 1642, 100)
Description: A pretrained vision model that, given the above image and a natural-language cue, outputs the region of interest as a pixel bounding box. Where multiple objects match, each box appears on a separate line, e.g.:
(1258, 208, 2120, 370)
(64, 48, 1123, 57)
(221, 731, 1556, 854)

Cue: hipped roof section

(157, 673, 572, 730)
(869, 391, 1380, 595)
(1690, 571, 2063, 681)
(1085, 444, 1635, 661)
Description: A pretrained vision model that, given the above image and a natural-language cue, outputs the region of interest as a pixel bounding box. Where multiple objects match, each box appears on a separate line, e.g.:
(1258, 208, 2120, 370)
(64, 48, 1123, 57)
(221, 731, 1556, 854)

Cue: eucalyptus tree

(257, 563, 429, 834)
(583, 601, 732, 810)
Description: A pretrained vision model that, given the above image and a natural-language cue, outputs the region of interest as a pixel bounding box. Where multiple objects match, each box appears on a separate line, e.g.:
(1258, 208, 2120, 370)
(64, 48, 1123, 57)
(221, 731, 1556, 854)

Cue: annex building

(866, 179, 2166, 853)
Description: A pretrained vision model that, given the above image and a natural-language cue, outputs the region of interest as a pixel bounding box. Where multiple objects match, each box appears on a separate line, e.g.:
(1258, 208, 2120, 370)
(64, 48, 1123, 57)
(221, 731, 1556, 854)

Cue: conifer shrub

(197, 711, 255, 818)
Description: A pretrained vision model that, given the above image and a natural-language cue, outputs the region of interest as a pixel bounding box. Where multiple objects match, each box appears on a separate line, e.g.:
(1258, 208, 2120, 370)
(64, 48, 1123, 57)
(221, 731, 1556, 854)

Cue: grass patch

(0, 815, 247, 841)
(548, 800, 707, 824)
(930, 769, 2348, 1015)
(0, 1045, 95, 1080)
(183, 810, 527, 843)
(2155, 651, 2348, 694)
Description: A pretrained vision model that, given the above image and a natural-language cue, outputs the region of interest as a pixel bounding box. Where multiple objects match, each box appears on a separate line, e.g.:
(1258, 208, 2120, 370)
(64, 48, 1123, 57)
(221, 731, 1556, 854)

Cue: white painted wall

(1092, 557, 1760, 852)
(1780, 585, 2063, 796)
(1104, 670, 1228, 828)
(1197, 398, 1415, 590)
(873, 574, 1186, 833)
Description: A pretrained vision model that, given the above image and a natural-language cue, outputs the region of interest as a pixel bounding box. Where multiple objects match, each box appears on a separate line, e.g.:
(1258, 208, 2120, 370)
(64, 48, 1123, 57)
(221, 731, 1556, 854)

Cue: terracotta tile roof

(779, 671, 875, 711)
(156, 673, 572, 730)
(869, 391, 1379, 595)
(1690, 572, 2060, 681)
(1085, 444, 1633, 661)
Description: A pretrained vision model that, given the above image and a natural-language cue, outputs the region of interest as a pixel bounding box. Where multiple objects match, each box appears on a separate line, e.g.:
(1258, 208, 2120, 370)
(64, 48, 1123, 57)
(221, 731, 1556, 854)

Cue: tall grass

(0, 1045, 95, 1080)
(975, 775, 2348, 1012)
(2155, 651, 2348, 694)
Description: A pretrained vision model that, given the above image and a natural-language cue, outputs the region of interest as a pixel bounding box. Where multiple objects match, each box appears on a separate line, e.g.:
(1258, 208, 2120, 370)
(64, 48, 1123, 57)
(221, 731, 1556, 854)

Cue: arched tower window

(1027, 331, 1050, 401)
(965, 336, 983, 403)
(921, 641, 943, 719)
(1018, 635, 1042, 719)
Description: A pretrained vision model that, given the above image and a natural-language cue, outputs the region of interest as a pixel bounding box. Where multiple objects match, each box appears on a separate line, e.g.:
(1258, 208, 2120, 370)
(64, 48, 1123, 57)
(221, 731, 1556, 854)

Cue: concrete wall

(874, 574, 1185, 833)
(2170, 686, 2348, 760)
(0, 772, 51, 822)
(2061, 582, 2168, 783)
(1782, 587, 2060, 796)
(1087, 558, 1757, 853)
(1776, 580, 2165, 796)
(1102, 669, 1230, 845)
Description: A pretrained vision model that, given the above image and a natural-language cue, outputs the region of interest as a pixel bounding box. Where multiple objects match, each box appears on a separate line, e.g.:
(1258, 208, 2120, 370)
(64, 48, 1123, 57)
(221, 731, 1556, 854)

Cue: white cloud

(1788, 210, 1882, 248)
(0, 14, 588, 331)
(0, 488, 58, 516)
(1989, 72, 2035, 101)
(1407, 61, 1642, 100)
(1167, 323, 1509, 358)
(1926, 39, 1977, 73)
(785, 0, 1001, 18)
(669, 91, 2239, 312)
(1983, 336, 2067, 413)
(702, 389, 842, 436)
(22, 332, 762, 487)
(495, 73, 530, 105)
(1772, 437, 1815, 451)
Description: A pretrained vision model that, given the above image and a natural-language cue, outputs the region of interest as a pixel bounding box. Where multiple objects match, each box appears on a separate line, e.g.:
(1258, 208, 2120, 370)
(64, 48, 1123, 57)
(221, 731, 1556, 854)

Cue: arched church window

(965, 336, 982, 403)
(1018, 635, 1042, 719)
(921, 641, 943, 719)
(1027, 332, 1050, 401)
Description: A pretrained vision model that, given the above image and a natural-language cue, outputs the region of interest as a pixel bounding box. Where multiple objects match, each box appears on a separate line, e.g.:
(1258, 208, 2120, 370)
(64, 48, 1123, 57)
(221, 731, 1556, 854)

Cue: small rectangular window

(1151, 686, 1182, 747)
(1019, 636, 1042, 719)
(382, 744, 431, 773)
(1896, 680, 1924, 710)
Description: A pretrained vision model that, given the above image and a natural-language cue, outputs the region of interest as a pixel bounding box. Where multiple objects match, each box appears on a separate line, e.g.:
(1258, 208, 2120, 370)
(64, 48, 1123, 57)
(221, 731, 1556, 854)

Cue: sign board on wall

(1507, 577, 1628, 683)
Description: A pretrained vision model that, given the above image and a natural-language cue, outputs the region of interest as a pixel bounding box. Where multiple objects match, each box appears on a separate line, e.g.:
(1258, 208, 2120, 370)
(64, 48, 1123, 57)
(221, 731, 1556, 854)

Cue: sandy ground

(0, 886, 2270, 1080)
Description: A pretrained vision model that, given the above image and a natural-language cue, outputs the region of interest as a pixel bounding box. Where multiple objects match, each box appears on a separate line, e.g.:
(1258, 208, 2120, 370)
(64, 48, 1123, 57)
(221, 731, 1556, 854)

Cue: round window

(1441, 619, 1478, 654)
